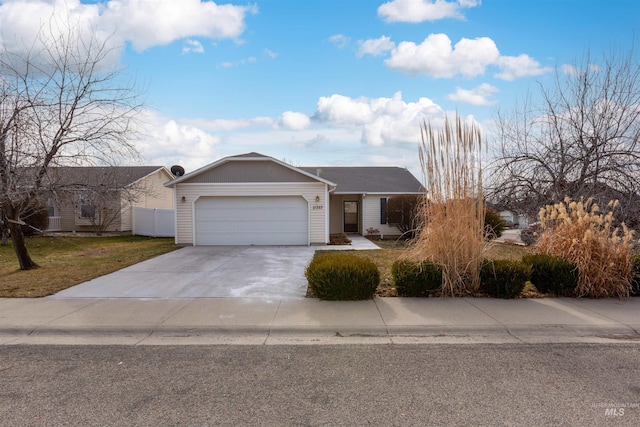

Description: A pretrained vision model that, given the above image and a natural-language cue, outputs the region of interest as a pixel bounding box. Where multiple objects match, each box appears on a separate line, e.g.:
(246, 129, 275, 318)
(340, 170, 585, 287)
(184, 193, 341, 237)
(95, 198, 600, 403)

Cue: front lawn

(0, 236, 178, 297)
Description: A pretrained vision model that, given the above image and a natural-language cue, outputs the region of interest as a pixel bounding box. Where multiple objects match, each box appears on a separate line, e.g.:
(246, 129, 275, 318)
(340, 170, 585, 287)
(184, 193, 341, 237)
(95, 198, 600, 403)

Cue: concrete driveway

(50, 246, 317, 299)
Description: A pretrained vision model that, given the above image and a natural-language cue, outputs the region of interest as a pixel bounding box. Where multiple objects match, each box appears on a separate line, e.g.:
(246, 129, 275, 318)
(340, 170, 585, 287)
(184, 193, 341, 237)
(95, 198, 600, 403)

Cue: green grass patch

(0, 235, 178, 297)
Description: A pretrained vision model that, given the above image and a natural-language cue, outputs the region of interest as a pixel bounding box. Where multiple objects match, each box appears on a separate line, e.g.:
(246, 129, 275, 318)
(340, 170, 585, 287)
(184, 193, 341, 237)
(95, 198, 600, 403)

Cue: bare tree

(487, 46, 640, 226)
(0, 21, 143, 269)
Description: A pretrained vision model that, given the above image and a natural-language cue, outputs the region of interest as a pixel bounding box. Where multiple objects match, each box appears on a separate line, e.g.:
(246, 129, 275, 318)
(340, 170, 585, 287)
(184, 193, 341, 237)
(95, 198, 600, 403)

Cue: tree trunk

(5, 209, 39, 270)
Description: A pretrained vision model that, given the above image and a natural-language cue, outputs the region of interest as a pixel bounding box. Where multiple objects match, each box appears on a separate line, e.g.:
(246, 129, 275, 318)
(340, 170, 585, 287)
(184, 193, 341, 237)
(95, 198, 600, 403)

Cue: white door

(194, 196, 308, 245)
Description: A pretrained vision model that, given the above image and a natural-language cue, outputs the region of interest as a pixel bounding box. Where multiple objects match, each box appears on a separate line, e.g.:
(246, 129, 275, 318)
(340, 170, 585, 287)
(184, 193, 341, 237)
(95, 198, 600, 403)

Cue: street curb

(2, 323, 640, 345)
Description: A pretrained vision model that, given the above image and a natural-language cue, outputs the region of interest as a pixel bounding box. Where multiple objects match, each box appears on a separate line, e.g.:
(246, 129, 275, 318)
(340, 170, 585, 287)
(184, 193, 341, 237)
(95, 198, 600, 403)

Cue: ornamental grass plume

(409, 114, 486, 296)
(535, 198, 634, 298)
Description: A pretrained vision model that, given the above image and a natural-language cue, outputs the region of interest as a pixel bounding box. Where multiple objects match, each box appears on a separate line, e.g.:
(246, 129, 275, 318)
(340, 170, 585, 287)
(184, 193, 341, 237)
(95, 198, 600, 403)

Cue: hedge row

(391, 259, 531, 298)
(306, 252, 640, 300)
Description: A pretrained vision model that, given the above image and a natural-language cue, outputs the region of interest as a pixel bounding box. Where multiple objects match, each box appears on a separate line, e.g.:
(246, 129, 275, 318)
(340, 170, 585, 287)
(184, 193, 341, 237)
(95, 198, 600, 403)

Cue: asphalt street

(1, 344, 639, 426)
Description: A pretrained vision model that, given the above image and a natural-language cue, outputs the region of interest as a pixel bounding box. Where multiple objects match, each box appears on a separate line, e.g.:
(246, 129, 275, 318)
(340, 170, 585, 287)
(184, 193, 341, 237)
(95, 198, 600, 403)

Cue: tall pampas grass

(410, 115, 485, 295)
(535, 198, 634, 298)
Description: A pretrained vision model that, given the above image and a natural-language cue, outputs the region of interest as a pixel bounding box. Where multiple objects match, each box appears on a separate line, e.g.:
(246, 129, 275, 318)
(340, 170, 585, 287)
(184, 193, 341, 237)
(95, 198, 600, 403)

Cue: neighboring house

(164, 152, 424, 246)
(499, 210, 529, 229)
(44, 166, 174, 233)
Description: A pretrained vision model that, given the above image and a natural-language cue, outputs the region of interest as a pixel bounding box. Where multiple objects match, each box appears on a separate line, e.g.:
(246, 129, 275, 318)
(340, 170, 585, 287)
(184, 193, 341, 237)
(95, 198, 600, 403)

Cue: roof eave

(332, 191, 426, 195)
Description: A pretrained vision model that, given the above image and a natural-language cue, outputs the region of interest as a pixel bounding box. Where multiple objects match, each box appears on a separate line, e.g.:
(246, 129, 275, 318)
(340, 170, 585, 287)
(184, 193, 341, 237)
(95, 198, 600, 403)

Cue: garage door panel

(195, 196, 308, 245)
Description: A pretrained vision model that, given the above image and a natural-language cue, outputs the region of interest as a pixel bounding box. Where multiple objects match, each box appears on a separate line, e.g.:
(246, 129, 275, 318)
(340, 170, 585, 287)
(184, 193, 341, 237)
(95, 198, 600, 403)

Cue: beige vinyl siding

(182, 161, 318, 184)
(363, 195, 402, 237)
(58, 201, 77, 231)
(132, 170, 175, 209)
(175, 182, 327, 245)
(121, 170, 175, 231)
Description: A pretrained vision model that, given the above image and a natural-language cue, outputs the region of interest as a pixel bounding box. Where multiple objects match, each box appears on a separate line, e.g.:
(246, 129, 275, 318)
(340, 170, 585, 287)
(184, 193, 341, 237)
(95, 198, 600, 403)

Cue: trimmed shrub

(392, 259, 442, 297)
(522, 253, 578, 296)
(484, 210, 506, 240)
(480, 259, 531, 298)
(631, 255, 640, 297)
(305, 253, 379, 300)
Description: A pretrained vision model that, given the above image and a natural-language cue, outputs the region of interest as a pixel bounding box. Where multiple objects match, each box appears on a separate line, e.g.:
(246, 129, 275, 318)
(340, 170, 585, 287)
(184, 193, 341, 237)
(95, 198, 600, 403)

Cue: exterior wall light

(315, 195, 320, 203)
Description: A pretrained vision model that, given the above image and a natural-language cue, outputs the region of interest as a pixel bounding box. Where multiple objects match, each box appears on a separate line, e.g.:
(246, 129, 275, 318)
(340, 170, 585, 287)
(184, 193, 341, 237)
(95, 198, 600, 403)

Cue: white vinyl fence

(132, 207, 175, 237)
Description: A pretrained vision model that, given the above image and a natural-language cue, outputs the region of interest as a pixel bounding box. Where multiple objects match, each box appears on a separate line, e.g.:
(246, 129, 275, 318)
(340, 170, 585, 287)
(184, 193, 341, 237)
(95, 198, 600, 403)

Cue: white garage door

(195, 196, 309, 245)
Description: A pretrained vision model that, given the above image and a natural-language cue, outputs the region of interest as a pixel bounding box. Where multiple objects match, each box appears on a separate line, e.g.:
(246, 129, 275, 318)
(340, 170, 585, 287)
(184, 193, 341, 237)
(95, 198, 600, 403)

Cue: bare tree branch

(0, 18, 144, 269)
(487, 45, 640, 227)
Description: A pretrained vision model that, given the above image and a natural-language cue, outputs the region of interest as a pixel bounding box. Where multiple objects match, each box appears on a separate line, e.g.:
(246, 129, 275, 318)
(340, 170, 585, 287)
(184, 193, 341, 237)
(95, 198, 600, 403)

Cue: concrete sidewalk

(1, 296, 638, 345)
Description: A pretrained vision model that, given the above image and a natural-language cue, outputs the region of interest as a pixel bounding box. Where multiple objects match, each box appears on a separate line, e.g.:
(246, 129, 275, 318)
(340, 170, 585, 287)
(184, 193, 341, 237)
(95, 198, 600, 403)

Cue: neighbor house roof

(300, 167, 424, 194)
(43, 166, 168, 190)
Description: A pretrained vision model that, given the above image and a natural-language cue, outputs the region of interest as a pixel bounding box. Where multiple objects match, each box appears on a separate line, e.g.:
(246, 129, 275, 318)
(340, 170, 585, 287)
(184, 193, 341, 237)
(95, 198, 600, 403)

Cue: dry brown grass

(0, 236, 178, 297)
(535, 198, 634, 298)
(485, 242, 530, 260)
(409, 115, 485, 295)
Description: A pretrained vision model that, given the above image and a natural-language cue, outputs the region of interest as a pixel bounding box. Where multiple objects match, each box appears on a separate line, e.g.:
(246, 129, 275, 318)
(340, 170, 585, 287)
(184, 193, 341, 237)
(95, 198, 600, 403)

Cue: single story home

(164, 152, 424, 246)
(45, 166, 175, 233)
(498, 210, 529, 229)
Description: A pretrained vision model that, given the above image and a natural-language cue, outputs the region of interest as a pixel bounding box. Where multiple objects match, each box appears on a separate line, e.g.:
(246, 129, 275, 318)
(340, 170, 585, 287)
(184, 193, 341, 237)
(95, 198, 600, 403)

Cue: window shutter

(380, 198, 387, 224)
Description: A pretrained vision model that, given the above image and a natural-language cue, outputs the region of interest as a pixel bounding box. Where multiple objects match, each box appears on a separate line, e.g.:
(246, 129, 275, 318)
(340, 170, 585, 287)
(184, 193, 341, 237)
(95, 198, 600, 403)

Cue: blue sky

(1, 0, 638, 178)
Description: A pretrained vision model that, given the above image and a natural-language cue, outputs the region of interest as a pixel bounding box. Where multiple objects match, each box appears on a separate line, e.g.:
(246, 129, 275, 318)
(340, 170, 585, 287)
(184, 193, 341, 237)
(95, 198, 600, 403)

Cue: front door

(344, 201, 359, 233)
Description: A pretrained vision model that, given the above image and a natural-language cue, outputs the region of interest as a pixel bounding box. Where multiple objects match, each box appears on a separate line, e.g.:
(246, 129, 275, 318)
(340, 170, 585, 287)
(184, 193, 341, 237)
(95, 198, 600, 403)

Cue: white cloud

(101, 0, 257, 51)
(181, 39, 205, 55)
(292, 134, 329, 148)
(315, 94, 376, 126)
(181, 117, 275, 132)
(264, 48, 278, 59)
(562, 63, 601, 76)
(378, 0, 481, 23)
(385, 33, 499, 78)
(328, 34, 350, 49)
(0, 0, 121, 70)
(133, 110, 222, 172)
(379, 33, 551, 81)
(315, 91, 445, 146)
(495, 54, 552, 81)
(279, 112, 311, 131)
(0, 0, 256, 59)
(562, 64, 578, 76)
(218, 56, 257, 68)
(446, 83, 499, 105)
(357, 36, 395, 58)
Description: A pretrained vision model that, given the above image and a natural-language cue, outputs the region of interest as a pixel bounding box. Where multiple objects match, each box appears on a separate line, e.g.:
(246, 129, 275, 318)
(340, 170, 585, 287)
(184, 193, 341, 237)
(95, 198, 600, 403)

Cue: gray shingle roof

(164, 152, 423, 193)
(300, 166, 423, 194)
(44, 166, 165, 189)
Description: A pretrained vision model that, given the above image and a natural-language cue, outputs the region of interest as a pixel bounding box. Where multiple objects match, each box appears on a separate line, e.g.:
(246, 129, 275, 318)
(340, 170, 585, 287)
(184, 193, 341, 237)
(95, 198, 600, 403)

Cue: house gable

(180, 160, 319, 184)
(166, 153, 335, 187)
